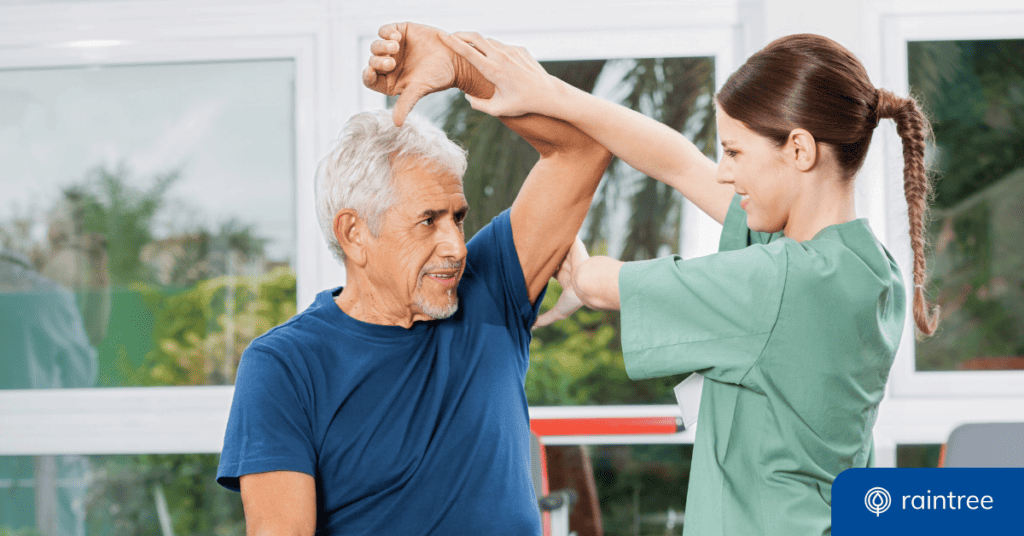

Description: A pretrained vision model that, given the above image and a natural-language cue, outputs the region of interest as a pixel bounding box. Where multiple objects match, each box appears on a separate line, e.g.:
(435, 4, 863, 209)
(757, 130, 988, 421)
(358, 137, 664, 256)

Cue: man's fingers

(377, 23, 402, 41)
(362, 66, 378, 89)
(368, 55, 396, 73)
(370, 39, 399, 56)
(392, 85, 430, 127)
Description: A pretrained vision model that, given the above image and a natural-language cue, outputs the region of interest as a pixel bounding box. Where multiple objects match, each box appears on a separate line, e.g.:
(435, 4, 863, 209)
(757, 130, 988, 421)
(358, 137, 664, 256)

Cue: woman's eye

(725, 149, 737, 158)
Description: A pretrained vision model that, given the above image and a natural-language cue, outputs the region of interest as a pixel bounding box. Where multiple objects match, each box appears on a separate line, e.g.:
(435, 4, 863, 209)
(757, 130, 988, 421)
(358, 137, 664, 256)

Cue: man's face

(363, 160, 469, 323)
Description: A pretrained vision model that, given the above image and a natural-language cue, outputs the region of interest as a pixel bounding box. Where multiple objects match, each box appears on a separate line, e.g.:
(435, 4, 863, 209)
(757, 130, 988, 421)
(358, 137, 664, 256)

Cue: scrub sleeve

(618, 200, 786, 385)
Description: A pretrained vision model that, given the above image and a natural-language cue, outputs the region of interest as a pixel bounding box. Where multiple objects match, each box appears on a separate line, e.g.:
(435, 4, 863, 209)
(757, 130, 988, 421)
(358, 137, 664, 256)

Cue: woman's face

(714, 104, 798, 233)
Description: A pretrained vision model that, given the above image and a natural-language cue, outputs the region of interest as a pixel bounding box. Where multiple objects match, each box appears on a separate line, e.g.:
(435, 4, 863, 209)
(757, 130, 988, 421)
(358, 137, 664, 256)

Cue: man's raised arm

(363, 22, 611, 303)
(500, 113, 611, 302)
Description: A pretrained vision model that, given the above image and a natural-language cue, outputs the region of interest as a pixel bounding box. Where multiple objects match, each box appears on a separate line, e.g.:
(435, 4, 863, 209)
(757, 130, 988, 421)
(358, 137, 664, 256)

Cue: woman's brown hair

(716, 34, 939, 336)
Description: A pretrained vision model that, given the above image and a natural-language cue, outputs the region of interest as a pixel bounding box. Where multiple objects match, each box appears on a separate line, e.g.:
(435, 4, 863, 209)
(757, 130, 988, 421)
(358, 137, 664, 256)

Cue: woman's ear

(334, 209, 368, 266)
(784, 128, 819, 172)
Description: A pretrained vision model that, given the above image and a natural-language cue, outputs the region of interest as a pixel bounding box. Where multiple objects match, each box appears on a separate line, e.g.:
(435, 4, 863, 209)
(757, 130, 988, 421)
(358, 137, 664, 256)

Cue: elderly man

(216, 22, 610, 534)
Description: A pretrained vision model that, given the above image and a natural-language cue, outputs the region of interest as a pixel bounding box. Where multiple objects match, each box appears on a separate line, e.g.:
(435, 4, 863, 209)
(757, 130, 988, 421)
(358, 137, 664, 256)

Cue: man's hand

(363, 22, 495, 126)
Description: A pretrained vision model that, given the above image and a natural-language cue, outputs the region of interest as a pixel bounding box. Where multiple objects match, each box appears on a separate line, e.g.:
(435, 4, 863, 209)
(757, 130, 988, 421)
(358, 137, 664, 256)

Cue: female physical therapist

(430, 31, 940, 535)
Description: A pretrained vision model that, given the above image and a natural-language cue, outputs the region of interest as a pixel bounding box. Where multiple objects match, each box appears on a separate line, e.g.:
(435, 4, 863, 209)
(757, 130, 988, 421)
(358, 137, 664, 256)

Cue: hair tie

(875, 88, 901, 125)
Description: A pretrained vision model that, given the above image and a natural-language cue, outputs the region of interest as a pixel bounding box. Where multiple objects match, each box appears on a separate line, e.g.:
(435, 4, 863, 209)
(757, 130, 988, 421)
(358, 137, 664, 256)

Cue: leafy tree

(908, 40, 1024, 209)
(70, 165, 179, 285)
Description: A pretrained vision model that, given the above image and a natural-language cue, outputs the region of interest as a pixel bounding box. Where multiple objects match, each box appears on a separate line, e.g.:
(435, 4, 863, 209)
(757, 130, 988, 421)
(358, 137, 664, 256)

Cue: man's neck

(334, 278, 424, 329)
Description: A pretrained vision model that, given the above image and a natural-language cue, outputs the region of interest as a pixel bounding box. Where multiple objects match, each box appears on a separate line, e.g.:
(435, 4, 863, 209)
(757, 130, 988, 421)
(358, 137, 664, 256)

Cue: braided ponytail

(876, 89, 940, 337)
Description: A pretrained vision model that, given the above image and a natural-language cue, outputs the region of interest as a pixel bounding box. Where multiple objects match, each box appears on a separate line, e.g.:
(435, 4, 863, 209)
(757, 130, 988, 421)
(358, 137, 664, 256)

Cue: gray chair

(940, 422, 1024, 467)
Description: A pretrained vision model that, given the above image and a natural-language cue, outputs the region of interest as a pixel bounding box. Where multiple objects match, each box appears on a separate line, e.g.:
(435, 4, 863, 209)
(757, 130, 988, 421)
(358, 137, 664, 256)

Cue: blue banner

(833, 468, 1024, 535)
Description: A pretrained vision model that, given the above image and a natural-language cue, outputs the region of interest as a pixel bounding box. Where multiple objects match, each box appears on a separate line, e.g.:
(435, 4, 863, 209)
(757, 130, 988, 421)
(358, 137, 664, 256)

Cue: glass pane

(411, 56, 716, 404)
(0, 454, 243, 536)
(543, 444, 692, 536)
(908, 40, 1024, 372)
(0, 60, 297, 388)
(896, 444, 942, 468)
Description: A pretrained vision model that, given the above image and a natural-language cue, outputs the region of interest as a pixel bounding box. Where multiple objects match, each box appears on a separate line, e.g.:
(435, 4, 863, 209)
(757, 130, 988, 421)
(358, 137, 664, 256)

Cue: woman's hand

(534, 237, 590, 328)
(439, 32, 563, 119)
(362, 22, 494, 126)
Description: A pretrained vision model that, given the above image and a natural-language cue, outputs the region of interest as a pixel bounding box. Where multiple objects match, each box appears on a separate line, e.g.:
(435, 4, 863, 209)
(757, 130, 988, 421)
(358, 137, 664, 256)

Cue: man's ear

(784, 128, 819, 172)
(334, 209, 369, 266)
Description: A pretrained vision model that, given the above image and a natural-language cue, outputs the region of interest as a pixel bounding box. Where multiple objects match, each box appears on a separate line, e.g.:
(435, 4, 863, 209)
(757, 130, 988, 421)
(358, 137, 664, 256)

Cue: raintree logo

(864, 487, 892, 516)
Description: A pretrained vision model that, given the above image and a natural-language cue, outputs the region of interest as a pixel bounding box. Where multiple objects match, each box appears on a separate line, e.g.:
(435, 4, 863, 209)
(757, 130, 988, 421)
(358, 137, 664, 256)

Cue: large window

(0, 60, 297, 390)
(907, 39, 1024, 373)
(0, 454, 244, 536)
(0, 23, 319, 534)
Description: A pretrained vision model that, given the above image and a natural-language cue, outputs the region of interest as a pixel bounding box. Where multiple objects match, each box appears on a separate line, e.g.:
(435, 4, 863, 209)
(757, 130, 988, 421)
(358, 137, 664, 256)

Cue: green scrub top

(619, 194, 905, 536)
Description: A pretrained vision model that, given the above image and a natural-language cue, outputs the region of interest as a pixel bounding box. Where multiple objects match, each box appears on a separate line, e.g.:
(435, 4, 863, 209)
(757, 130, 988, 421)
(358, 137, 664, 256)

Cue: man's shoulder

(246, 290, 341, 359)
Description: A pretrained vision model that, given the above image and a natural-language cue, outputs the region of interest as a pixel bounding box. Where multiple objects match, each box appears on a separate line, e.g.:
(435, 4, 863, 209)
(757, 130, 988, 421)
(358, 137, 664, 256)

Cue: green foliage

(0, 527, 43, 536)
(69, 165, 179, 285)
(138, 266, 297, 386)
(85, 454, 243, 536)
(50, 165, 294, 533)
(592, 445, 692, 535)
(908, 40, 1024, 210)
(82, 269, 295, 535)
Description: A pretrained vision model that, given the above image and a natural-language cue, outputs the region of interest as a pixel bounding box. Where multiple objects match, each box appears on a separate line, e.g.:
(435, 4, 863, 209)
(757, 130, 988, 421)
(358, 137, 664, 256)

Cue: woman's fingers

(439, 32, 490, 70)
(451, 31, 499, 56)
(464, 93, 496, 115)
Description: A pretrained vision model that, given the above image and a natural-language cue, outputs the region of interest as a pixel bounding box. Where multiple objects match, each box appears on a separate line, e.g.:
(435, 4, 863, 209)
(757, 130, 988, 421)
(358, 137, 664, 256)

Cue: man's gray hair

(315, 110, 468, 263)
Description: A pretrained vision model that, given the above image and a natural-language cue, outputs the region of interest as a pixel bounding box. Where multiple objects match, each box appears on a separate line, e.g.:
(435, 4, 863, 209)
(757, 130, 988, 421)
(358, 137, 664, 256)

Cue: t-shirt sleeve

(465, 209, 545, 331)
(217, 343, 316, 492)
(618, 241, 788, 385)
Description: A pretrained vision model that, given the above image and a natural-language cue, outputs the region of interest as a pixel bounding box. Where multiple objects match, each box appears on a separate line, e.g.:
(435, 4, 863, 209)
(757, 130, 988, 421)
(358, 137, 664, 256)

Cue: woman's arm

(441, 32, 735, 224)
(573, 256, 624, 311)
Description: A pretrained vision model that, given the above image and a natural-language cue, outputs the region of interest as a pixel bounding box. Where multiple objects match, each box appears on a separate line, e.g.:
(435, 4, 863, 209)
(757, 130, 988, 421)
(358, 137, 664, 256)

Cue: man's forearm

(498, 113, 606, 160)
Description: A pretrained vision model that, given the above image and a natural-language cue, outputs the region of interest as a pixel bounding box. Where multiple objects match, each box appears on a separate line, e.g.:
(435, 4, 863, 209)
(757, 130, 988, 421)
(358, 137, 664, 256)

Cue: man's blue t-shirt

(217, 210, 543, 534)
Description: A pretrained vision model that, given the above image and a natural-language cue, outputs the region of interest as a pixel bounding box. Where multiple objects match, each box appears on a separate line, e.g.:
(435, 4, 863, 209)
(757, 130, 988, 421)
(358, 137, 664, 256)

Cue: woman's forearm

(573, 256, 623, 311)
(548, 81, 731, 224)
